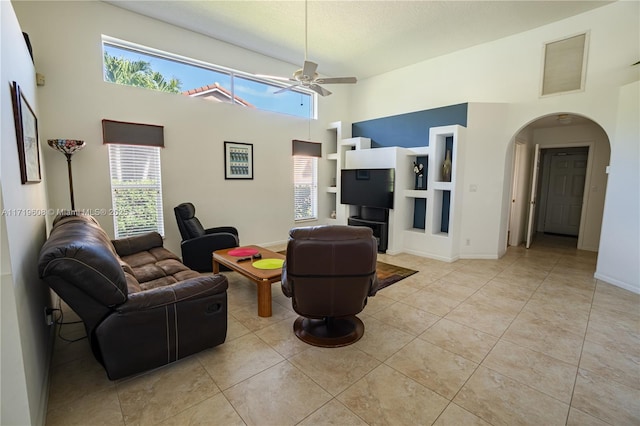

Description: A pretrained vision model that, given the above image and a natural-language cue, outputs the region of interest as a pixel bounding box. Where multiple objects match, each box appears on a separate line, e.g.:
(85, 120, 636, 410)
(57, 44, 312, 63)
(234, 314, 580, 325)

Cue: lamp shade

(47, 139, 85, 155)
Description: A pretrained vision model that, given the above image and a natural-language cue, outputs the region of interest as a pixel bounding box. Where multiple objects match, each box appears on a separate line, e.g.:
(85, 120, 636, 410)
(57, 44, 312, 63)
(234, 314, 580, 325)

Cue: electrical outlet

(44, 307, 54, 326)
(465, 238, 471, 246)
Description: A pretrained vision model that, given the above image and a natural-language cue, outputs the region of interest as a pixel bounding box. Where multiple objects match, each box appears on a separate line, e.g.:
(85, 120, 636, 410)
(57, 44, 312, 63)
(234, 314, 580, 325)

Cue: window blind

(293, 156, 318, 221)
(108, 144, 164, 237)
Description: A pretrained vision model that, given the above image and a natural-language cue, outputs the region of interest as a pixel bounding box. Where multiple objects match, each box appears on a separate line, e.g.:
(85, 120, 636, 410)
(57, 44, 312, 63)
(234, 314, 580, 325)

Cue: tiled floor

(46, 235, 639, 425)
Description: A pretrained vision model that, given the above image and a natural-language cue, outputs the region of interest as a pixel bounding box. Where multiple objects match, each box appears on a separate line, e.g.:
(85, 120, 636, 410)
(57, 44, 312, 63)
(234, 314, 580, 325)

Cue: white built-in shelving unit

(324, 121, 465, 262)
(325, 122, 371, 226)
(404, 125, 466, 261)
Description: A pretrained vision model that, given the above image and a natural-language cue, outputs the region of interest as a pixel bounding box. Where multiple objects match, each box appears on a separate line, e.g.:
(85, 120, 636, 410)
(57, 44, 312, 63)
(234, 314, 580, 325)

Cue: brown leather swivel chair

(281, 225, 379, 347)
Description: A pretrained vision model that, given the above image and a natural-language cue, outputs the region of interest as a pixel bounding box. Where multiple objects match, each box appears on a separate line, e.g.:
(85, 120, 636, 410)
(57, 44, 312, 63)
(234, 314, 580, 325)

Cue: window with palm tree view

(108, 144, 164, 238)
(102, 37, 314, 118)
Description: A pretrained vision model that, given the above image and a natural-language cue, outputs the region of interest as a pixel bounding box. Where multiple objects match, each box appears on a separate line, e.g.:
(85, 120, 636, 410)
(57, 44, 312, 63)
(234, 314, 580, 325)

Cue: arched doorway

(507, 113, 611, 251)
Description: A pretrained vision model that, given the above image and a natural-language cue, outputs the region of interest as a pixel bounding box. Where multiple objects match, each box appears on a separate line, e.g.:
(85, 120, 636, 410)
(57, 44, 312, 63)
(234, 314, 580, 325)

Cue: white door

(543, 152, 588, 236)
(526, 144, 541, 248)
(509, 142, 527, 246)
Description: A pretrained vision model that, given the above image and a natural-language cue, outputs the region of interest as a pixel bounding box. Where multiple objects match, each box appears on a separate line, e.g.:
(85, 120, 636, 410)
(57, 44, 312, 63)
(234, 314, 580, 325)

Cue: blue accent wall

(351, 103, 467, 236)
(413, 199, 427, 230)
(352, 103, 467, 148)
(441, 190, 451, 233)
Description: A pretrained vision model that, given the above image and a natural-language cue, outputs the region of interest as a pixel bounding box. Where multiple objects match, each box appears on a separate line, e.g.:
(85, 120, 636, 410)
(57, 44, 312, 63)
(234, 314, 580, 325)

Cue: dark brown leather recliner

(38, 213, 228, 380)
(281, 225, 379, 347)
(174, 202, 239, 272)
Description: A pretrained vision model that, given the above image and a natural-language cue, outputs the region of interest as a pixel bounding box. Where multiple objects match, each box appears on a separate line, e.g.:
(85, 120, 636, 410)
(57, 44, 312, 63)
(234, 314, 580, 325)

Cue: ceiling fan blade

(309, 83, 331, 96)
(315, 77, 357, 84)
(302, 61, 318, 79)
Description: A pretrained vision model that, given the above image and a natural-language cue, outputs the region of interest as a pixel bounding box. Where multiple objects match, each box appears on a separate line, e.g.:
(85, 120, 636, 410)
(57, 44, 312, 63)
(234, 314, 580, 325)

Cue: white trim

(459, 254, 500, 260)
(595, 275, 640, 295)
(402, 248, 460, 263)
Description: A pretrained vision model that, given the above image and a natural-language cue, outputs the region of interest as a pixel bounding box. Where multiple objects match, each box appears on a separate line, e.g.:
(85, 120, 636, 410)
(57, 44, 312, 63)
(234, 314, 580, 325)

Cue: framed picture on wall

(224, 141, 253, 180)
(11, 81, 41, 184)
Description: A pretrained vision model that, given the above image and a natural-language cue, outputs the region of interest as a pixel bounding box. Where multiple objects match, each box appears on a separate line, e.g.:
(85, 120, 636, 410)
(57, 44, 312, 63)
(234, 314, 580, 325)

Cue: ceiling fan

(260, 0, 357, 96)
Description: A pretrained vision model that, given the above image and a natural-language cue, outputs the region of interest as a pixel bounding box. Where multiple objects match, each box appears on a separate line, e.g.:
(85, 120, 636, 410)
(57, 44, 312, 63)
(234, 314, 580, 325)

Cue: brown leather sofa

(281, 225, 380, 347)
(38, 213, 228, 380)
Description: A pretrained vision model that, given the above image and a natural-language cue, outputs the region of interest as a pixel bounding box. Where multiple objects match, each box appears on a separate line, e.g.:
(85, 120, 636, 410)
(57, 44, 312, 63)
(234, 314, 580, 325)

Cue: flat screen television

(341, 168, 395, 209)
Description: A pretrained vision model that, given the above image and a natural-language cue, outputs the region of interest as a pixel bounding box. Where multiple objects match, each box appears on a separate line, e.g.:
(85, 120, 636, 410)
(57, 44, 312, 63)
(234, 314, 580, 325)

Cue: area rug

(375, 260, 418, 291)
(277, 251, 417, 291)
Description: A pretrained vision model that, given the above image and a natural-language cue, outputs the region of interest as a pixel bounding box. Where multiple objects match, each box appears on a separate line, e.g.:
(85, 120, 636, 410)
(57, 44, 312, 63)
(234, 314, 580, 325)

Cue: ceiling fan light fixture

(557, 114, 573, 124)
(294, 68, 318, 83)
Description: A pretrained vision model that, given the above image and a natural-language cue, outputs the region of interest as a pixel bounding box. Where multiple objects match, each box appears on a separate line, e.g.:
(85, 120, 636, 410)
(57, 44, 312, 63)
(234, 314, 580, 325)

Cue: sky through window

(103, 43, 313, 118)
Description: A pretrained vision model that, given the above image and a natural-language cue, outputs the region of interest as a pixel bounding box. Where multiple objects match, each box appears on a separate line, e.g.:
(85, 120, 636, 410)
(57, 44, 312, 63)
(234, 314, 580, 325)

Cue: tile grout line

(434, 252, 555, 425)
(564, 277, 604, 426)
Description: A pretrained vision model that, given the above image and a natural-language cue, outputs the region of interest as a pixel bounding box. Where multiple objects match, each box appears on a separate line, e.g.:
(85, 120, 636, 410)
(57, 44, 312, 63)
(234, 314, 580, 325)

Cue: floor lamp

(47, 139, 85, 211)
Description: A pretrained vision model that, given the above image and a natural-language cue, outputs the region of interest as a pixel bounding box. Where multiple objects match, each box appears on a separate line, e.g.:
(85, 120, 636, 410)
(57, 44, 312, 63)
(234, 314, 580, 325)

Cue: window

(293, 156, 318, 221)
(102, 36, 314, 118)
(108, 144, 164, 238)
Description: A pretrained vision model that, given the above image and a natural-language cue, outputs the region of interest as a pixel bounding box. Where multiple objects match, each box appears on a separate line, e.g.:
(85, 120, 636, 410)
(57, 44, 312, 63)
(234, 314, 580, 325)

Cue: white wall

(349, 2, 639, 290)
(350, 2, 638, 123)
(460, 103, 510, 258)
(1, 2, 54, 424)
(596, 81, 640, 294)
(12, 0, 350, 255)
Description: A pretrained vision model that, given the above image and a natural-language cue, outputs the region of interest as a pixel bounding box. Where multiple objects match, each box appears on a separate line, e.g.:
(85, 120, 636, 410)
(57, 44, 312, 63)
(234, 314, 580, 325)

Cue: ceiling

(104, 1, 612, 80)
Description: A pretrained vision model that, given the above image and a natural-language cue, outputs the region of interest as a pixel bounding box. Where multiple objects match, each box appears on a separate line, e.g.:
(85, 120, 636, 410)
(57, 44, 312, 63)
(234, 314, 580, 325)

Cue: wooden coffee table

(212, 245, 285, 317)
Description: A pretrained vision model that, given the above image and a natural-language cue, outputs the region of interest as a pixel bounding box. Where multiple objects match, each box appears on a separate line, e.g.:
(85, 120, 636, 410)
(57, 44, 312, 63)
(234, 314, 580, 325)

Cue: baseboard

(459, 253, 500, 260)
(401, 248, 458, 263)
(260, 239, 288, 249)
(384, 248, 403, 256)
(36, 321, 57, 426)
(385, 248, 500, 263)
(594, 273, 640, 294)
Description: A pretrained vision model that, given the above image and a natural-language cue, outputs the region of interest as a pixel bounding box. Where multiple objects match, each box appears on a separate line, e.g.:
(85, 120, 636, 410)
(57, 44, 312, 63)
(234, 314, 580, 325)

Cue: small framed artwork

(224, 141, 253, 180)
(11, 81, 41, 184)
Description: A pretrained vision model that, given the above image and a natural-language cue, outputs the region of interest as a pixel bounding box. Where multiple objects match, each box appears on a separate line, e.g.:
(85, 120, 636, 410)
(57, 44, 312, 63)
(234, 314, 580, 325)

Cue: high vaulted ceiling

(104, 1, 611, 81)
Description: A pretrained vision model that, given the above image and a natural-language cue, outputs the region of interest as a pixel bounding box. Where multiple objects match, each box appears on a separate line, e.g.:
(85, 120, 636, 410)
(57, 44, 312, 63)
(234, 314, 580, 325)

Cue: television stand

(348, 216, 389, 253)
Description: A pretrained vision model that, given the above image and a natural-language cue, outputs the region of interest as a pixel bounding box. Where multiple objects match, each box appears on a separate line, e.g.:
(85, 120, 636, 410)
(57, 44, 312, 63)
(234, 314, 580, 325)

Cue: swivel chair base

(293, 316, 364, 348)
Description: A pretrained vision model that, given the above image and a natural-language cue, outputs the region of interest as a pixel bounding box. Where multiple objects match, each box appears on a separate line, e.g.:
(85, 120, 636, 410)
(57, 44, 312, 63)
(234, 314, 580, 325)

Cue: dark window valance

(292, 139, 321, 157)
(102, 119, 164, 147)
